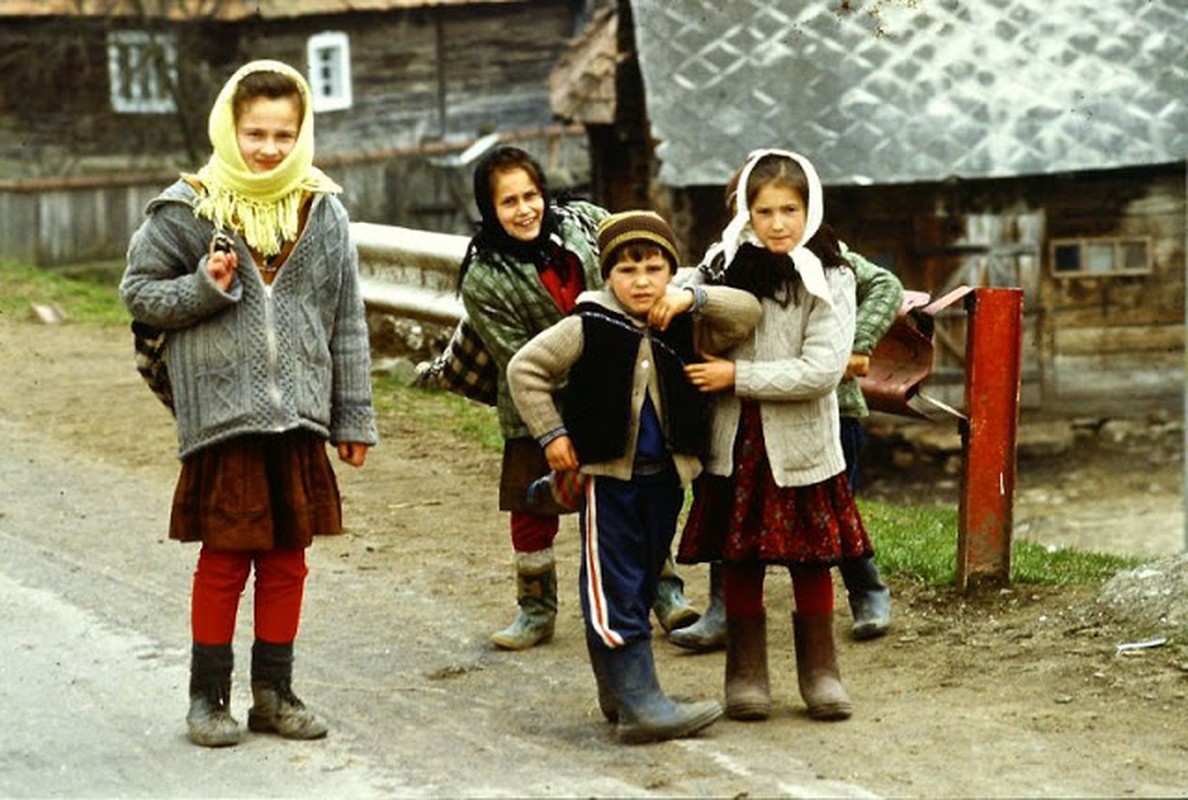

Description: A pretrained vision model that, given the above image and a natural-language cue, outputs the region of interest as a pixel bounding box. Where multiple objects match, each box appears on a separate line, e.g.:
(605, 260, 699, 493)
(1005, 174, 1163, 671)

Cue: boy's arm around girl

(507, 283, 761, 458)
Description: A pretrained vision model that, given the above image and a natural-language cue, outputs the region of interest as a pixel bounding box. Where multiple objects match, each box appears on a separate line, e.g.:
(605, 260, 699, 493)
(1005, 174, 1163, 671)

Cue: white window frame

(1050, 236, 1153, 279)
(307, 31, 353, 113)
(107, 30, 178, 114)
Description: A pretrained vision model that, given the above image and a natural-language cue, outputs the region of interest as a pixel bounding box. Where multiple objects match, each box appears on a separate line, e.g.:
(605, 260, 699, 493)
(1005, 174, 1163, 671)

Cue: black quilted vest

(561, 302, 708, 464)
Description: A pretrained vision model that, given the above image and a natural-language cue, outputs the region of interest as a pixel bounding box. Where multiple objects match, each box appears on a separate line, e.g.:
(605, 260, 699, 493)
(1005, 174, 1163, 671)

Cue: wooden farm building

(0, 0, 599, 263)
(551, 0, 1188, 417)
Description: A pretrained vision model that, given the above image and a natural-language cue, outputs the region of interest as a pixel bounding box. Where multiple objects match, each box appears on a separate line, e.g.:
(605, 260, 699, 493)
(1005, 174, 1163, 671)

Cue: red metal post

(957, 288, 1024, 590)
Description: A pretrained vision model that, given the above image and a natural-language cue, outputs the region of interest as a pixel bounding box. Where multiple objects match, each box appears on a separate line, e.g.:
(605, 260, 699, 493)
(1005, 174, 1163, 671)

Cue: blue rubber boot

(600, 639, 722, 744)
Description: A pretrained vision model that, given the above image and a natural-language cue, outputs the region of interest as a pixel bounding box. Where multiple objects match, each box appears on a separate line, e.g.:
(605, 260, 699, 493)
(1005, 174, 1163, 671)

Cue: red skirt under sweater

(678, 400, 871, 568)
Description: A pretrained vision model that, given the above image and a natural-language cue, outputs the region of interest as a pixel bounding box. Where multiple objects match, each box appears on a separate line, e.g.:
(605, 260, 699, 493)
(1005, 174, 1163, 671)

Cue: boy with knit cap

(508, 210, 760, 743)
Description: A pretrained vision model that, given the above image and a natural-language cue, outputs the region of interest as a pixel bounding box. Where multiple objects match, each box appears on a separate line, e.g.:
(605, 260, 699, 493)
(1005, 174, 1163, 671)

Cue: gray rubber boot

(186, 643, 241, 747)
(840, 555, 891, 641)
(491, 548, 558, 650)
(585, 631, 618, 723)
(668, 563, 725, 652)
(248, 640, 328, 740)
(653, 556, 700, 633)
(601, 639, 723, 744)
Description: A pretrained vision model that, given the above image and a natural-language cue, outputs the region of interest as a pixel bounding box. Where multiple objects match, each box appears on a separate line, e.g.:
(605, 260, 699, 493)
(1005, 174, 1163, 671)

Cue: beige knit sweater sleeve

(695, 285, 763, 355)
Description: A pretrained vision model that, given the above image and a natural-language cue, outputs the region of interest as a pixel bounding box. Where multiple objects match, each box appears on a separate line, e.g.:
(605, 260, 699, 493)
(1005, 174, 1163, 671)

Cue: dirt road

(1, 316, 1185, 798)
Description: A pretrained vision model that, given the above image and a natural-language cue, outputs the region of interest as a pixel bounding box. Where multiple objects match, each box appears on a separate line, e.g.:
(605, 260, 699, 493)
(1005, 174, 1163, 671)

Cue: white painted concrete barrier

(352, 221, 469, 326)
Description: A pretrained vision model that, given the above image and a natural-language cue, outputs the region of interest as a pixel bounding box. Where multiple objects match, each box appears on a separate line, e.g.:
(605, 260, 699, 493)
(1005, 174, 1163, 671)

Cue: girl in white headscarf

(121, 60, 376, 748)
(676, 149, 870, 723)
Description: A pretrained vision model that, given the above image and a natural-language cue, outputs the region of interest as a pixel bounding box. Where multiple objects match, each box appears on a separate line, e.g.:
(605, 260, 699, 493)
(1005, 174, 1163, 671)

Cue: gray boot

(491, 548, 558, 650)
(186, 643, 241, 747)
(840, 555, 891, 641)
(585, 631, 618, 723)
(245, 641, 327, 741)
(653, 556, 700, 633)
(248, 640, 328, 740)
(668, 563, 725, 652)
(600, 639, 722, 744)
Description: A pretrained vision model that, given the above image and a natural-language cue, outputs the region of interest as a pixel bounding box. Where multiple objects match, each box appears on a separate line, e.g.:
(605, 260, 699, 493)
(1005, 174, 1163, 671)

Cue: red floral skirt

(678, 401, 871, 567)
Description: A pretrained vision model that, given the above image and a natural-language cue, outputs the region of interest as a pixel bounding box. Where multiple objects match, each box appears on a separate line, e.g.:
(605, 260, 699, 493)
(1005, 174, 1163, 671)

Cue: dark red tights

(510, 510, 560, 554)
(191, 546, 308, 645)
(722, 562, 834, 617)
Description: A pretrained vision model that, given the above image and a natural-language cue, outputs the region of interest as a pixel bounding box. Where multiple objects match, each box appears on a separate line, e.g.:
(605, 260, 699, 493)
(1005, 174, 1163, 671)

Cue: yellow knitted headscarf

(185, 59, 341, 258)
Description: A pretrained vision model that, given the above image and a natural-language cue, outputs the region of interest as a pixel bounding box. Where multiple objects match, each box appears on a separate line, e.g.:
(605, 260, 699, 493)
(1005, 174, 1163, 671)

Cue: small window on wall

(307, 32, 352, 112)
(107, 30, 178, 113)
(1050, 237, 1152, 278)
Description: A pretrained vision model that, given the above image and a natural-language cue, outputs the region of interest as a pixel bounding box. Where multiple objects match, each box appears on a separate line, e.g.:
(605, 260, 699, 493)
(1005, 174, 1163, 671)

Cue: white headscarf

(699, 148, 832, 305)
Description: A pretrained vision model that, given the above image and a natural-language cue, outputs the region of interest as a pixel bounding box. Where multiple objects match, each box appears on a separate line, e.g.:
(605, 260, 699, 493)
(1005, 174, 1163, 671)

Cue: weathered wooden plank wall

(0, 2, 581, 177)
(0, 128, 588, 266)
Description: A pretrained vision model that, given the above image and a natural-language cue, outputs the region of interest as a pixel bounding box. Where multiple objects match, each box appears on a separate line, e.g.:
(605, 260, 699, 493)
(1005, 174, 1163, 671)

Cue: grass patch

(0, 259, 128, 325)
(372, 373, 503, 452)
(859, 498, 1143, 587)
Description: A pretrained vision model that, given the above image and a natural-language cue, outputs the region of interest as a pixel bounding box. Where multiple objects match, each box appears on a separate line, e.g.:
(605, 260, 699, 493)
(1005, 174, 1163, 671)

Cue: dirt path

(1, 316, 1185, 798)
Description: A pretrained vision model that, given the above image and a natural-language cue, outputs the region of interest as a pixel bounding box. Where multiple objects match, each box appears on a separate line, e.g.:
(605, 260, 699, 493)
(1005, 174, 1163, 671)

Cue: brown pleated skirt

(498, 436, 551, 513)
(170, 429, 342, 550)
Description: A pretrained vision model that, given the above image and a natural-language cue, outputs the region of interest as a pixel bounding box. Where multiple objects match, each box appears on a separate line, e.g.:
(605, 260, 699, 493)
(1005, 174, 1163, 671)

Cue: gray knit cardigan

(120, 180, 377, 460)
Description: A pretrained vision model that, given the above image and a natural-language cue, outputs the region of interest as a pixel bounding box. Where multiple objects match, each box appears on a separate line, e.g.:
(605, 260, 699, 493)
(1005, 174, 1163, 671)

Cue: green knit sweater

(837, 245, 905, 419)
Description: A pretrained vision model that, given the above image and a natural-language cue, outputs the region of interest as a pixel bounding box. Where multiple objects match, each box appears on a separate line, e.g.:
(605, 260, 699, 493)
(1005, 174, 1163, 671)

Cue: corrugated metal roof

(0, 0, 523, 20)
(628, 0, 1188, 187)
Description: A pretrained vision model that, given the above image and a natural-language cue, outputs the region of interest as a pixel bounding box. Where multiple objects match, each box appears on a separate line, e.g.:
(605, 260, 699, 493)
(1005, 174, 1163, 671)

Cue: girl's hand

(846, 353, 871, 379)
(685, 353, 736, 393)
(207, 238, 239, 293)
(337, 442, 369, 467)
(648, 290, 694, 331)
(544, 435, 579, 472)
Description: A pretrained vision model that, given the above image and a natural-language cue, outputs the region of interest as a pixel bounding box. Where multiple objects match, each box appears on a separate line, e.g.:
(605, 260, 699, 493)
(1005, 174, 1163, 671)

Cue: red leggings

(510, 510, 560, 553)
(191, 546, 308, 645)
(722, 562, 834, 617)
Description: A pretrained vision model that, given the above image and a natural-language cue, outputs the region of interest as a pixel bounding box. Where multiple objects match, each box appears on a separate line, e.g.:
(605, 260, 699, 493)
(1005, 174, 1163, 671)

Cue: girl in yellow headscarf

(121, 60, 377, 748)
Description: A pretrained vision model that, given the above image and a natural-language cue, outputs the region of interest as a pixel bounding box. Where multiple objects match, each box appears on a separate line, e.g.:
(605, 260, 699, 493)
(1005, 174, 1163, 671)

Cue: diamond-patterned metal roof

(629, 0, 1187, 187)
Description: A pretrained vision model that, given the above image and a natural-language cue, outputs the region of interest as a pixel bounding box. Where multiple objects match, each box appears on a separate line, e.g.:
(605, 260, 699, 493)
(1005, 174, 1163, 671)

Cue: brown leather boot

(792, 611, 852, 721)
(725, 612, 770, 720)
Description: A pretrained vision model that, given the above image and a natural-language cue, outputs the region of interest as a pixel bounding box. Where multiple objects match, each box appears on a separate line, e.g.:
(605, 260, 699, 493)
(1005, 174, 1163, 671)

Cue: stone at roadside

(1097, 553, 1188, 636)
(30, 303, 67, 324)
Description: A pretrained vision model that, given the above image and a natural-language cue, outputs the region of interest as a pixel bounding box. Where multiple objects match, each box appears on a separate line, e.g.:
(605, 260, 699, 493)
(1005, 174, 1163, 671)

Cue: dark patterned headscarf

(456, 145, 563, 290)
